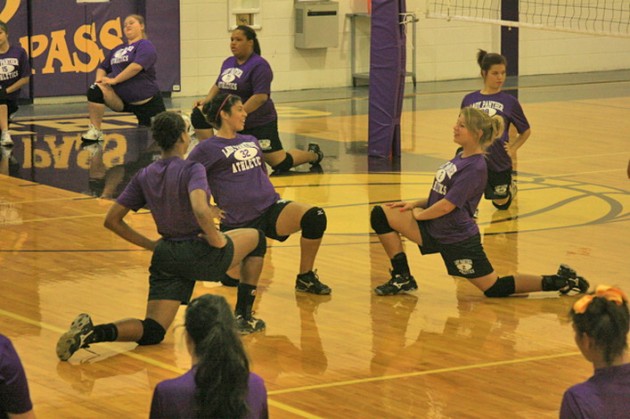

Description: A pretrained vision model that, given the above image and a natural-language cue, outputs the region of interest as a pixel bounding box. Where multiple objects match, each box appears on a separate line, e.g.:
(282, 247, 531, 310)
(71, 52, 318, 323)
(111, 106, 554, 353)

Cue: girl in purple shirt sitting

(81, 14, 166, 141)
(191, 26, 323, 174)
(370, 107, 588, 298)
(188, 93, 331, 295)
(560, 285, 630, 419)
(150, 294, 268, 419)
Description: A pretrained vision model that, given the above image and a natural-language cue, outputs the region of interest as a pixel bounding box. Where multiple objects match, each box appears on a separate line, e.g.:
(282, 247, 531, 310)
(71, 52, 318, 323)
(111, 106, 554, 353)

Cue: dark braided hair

(186, 294, 250, 418)
(151, 111, 186, 151)
(571, 290, 629, 366)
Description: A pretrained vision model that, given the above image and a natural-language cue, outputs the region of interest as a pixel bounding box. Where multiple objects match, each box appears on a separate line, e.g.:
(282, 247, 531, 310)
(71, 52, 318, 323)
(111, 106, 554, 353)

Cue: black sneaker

(374, 272, 418, 296)
(557, 264, 589, 295)
(296, 270, 331, 295)
(308, 143, 324, 165)
(56, 313, 95, 361)
(235, 315, 266, 335)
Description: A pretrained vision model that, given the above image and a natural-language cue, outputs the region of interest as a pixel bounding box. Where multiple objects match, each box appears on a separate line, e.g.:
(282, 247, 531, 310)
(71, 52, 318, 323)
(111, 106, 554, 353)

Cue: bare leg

(0, 104, 8, 132)
(112, 299, 182, 341)
(88, 102, 106, 129)
(224, 228, 264, 285)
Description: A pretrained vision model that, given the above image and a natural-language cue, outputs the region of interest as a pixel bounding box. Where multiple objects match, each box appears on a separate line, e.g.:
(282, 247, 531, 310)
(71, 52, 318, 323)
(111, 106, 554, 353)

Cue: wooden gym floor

(1, 71, 629, 418)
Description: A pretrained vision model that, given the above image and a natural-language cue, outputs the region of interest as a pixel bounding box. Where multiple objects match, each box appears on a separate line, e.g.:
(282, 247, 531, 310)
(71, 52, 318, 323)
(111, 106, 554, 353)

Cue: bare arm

(243, 93, 268, 114)
(386, 198, 429, 212)
(104, 202, 157, 251)
(506, 128, 531, 158)
(412, 198, 456, 221)
(100, 63, 143, 86)
(196, 84, 221, 107)
(190, 189, 227, 248)
(5, 77, 29, 95)
(94, 68, 107, 83)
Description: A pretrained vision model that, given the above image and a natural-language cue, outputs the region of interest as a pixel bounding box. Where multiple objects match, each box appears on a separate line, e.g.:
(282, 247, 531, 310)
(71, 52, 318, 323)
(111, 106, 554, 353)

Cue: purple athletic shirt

(560, 363, 630, 419)
(0, 335, 33, 417)
(116, 157, 210, 240)
(187, 134, 280, 227)
(425, 153, 487, 244)
(0, 45, 30, 100)
(150, 369, 268, 419)
(99, 39, 160, 103)
(215, 54, 277, 129)
(460, 91, 530, 172)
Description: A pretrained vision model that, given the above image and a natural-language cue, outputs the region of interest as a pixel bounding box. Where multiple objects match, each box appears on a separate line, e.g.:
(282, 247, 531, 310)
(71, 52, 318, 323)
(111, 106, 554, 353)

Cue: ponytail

(185, 294, 251, 418)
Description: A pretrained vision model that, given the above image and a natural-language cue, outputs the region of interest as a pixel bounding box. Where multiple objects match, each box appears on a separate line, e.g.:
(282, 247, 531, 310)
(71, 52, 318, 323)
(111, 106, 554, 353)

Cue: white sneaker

(82, 124, 104, 142)
(0, 131, 13, 146)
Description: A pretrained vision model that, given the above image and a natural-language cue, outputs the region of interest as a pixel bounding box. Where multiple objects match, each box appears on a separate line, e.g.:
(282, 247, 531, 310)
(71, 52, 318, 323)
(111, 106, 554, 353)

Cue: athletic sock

(235, 283, 257, 318)
(391, 252, 410, 276)
(91, 323, 118, 343)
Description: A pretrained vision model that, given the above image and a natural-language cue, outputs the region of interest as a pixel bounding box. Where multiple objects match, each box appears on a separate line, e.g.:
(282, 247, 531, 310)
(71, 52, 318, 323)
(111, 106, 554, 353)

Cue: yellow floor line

(267, 351, 581, 396)
(0, 308, 322, 417)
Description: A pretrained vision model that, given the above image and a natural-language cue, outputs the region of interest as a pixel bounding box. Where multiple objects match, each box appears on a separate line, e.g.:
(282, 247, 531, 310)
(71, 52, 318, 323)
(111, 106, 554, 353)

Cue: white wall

(177, 0, 630, 97)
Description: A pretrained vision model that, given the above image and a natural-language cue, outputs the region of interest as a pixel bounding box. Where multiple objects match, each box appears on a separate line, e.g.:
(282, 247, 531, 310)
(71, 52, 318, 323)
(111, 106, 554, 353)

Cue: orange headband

(573, 285, 628, 314)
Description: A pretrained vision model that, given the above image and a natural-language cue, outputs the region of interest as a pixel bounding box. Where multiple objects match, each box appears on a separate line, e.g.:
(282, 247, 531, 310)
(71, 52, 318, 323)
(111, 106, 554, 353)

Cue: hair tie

(215, 95, 231, 122)
(573, 285, 628, 314)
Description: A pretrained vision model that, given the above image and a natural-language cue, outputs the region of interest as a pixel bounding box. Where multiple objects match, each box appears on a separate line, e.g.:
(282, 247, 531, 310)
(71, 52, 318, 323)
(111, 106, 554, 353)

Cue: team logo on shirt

(111, 46, 134, 64)
(432, 161, 457, 195)
(222, 141, 263, 173)
(218, 68, 242, 90)
(0, 58, 18, 80)
(468, 100, 504, 116)
(454, 259, 475, 275)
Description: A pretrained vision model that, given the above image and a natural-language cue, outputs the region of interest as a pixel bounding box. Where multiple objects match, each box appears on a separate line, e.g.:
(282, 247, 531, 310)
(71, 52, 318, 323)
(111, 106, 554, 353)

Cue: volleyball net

(425, 1, 630, 38)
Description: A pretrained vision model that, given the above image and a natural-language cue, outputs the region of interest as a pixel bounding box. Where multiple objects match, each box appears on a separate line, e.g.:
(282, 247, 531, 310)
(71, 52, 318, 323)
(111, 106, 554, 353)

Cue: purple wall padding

(368, 0, 407, 159)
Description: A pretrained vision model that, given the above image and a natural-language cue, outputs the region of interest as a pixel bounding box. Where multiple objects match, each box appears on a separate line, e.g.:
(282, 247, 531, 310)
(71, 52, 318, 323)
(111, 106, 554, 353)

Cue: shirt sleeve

(149, 385, 166, 419)
(509, 97, 530, 134)
(116, 171, 147, 211)
(444, 162, 485, 208)
(250, 57, 272, 95)
(133, 40, 158, 70)
(99, 47, 115, 73)
(0, 339, 33, 415)
(18, 47, 31, 79)
(559, 390, 581, 419)
(187, 162, 211, 195)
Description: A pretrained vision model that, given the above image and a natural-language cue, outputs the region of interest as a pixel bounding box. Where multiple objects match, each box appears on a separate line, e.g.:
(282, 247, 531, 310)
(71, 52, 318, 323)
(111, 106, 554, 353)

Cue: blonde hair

(460, 106, 504, 150)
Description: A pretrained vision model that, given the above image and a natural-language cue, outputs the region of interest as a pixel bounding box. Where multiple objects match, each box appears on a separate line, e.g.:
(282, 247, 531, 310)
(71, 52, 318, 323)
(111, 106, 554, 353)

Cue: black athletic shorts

(123, 93, 166, 127)
(241, 120, 283, 153)
(417, 221, 494, 279)
(220, 200, 292, 242)
(148, 236, 234, 304)
(484, 168, 512, 200)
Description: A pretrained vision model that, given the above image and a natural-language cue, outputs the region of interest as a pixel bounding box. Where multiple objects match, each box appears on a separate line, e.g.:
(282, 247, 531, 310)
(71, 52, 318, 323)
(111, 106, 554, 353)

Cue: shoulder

(249, 54, 270, 68)
(10, 45, 28, 55)
(135, 39, 157, 51)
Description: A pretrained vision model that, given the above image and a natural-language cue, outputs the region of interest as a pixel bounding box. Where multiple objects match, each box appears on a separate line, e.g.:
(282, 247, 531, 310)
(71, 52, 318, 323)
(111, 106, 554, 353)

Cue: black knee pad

(484, 275, 516, 298)
(301, 207, 327, 239)
(370, 205, 394, 235)
(272, 153, 294, 173)
(87, 84, 105, 104)
(0, 87, 7, 104)
(191, 106, 212, 129)
(136, 318, 166, 346)
(248, 229, 267, 257)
